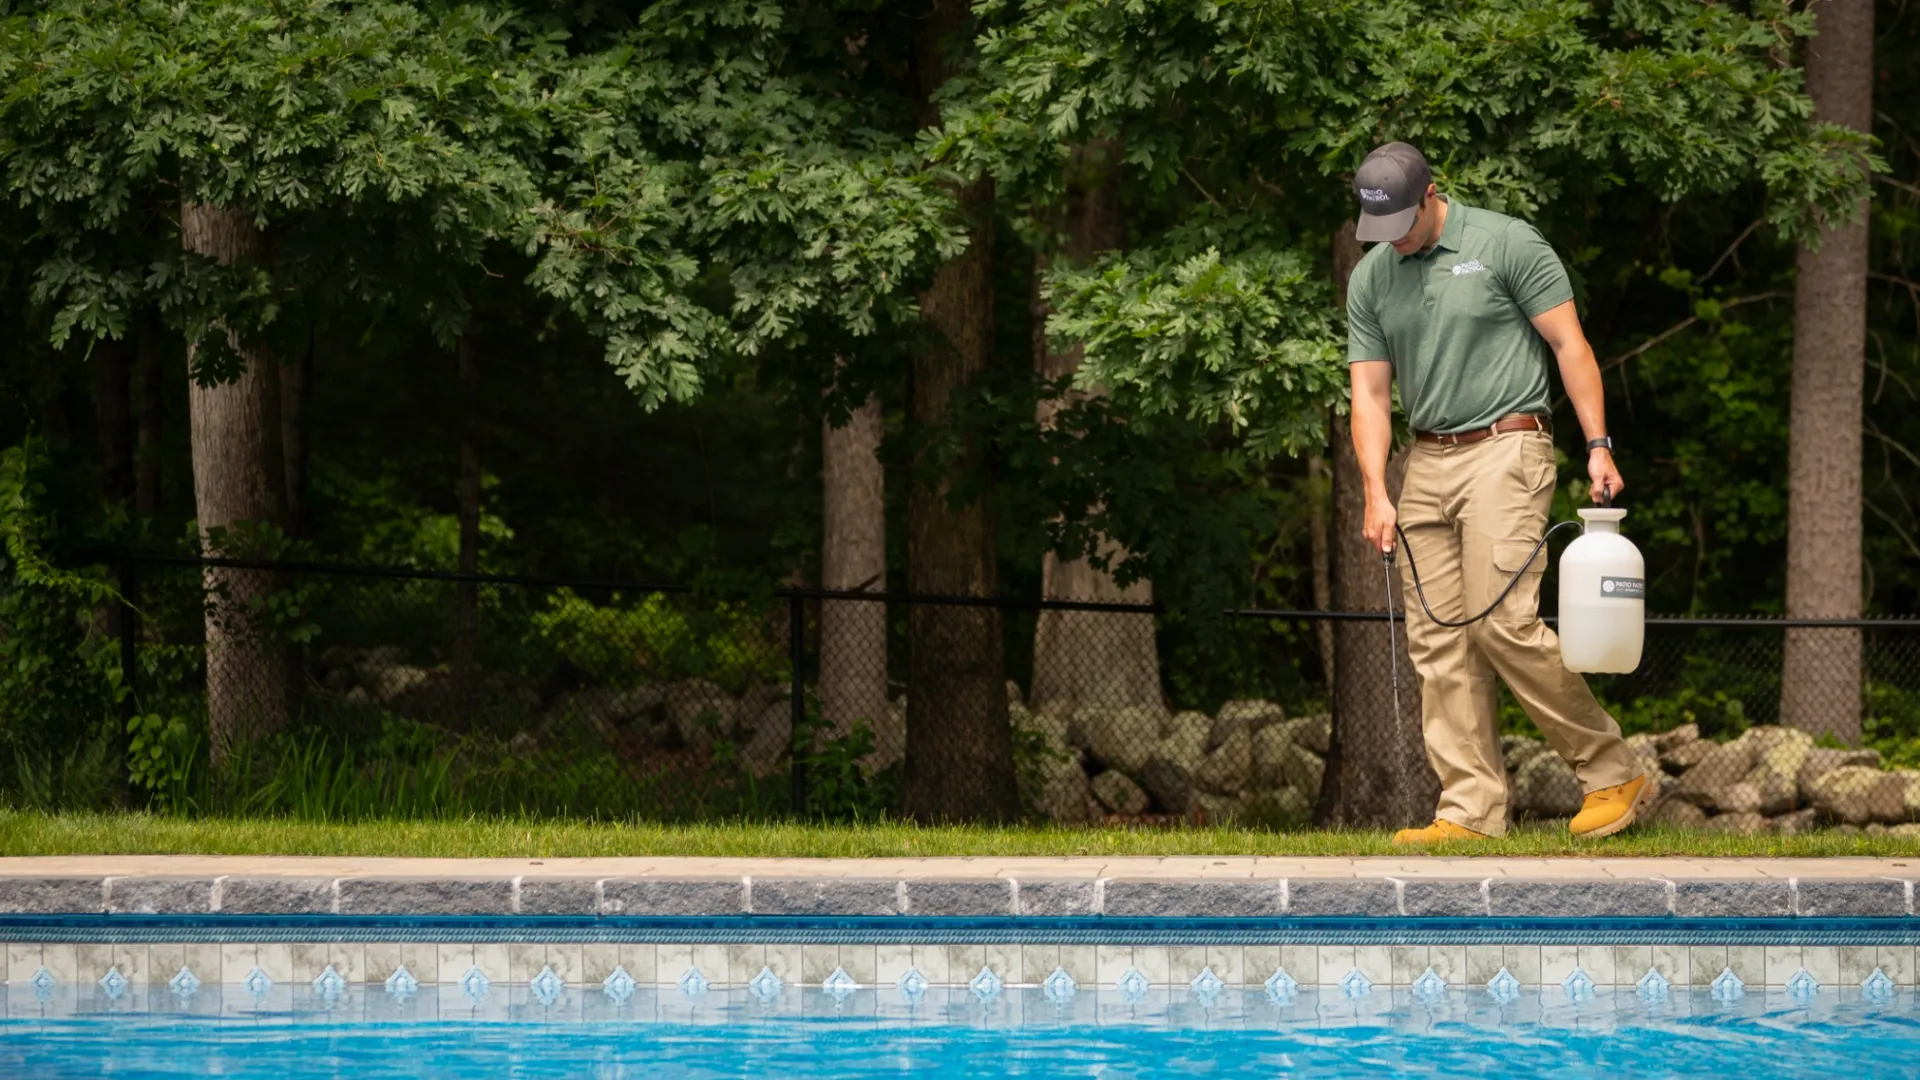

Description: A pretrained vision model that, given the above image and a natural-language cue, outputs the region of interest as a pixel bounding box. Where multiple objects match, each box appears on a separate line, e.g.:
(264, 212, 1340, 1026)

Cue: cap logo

(1359, 187, 1391, 203)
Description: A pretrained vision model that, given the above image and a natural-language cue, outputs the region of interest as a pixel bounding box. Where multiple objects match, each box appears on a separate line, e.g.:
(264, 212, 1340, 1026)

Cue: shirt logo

(1450, 259, 1487, 276)
(1359, 188, 1390, 203)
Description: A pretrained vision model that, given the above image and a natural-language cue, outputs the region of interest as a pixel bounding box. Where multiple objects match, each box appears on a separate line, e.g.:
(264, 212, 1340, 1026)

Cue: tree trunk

(1030, 141, 1162, 721)
(902, 0, 1019, 822)
(281, 331, 313, 540)
(93, 337, 133, 510)
(1319, 223, 1435, 828)
(454, 332, 482, 728)
(135, 313, 163, 519)
(820, 365, 895, 763)
(1308, 451, 1335, 688)
(182, 200, 291, 762)
(1782, 0, 1873, 744)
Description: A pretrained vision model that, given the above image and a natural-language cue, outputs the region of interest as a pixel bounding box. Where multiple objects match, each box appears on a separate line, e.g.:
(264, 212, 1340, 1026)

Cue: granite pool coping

(0, 857, 1914, 919)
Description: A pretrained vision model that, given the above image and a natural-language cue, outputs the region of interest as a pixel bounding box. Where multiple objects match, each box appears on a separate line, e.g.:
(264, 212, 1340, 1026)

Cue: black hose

(1387, 519, 1585, 628)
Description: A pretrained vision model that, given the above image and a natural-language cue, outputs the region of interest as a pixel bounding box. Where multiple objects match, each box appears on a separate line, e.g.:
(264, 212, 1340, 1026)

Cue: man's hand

(1364, 494, 1398, 554)
(1589, 448, 1625, 503)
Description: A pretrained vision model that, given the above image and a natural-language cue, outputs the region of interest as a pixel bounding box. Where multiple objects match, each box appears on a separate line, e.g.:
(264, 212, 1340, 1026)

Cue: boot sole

(1573, 774, 1660, 841)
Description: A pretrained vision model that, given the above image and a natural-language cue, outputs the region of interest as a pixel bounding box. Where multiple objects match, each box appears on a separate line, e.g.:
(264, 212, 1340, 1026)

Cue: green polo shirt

(1346, 199, 1573, 435)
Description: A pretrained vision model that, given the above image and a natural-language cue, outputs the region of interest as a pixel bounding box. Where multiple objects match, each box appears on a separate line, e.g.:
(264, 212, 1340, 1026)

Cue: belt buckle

(1436, 432, 1460, 447)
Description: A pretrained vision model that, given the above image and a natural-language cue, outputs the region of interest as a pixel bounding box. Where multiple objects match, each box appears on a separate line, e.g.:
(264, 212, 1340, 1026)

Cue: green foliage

(530, 588, 787, 692)
(793, 708, 900, 823)
(124, 713, 199, 811)
(0, 439, 124, 810)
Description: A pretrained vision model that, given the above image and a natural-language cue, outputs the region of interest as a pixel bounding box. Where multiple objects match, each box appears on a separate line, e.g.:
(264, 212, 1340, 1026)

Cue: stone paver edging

(0, 856, 1913, 919)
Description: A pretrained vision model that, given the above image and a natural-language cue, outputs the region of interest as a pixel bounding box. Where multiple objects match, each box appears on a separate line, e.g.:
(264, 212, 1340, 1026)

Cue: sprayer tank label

(1600, 576, 1645, 599)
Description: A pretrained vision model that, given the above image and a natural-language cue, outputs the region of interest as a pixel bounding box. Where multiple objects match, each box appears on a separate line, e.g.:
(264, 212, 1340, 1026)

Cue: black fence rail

(65, 555, 1920, 831)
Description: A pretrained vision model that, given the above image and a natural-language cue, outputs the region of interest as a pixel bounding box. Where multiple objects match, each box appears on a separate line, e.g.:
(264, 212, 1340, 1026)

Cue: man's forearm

(1555, 340, 1609, 442)
(1348, 367, 1395, 498)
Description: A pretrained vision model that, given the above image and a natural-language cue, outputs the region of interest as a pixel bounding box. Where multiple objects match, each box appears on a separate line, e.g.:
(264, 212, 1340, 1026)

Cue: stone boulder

(373, 664, 433, 704)
(1796, 747, 1882, 797)
(1513, 753, 1583, 817)
(1243, 786, 1313, 829)
(1646, 796, 1708, 829)
(1772, 807, 1820, 835)
(564, 685, 666, 727)
(1250, 725, 1291, 788)
(1215, 699, 1286, 734)
(1137, 711, 1210, 813)
(1193, 726, 1252, 796)
(1716, 783, 1763, 815)
(1625, 733, 1662, 774)
(1191, 790, 1242, 824)
(1091, 771, 1150, 815)
(1031, 756, 1099, 825)
(1280, 713, 1331, 756)
(1672, 740, 1757, 808)
(1653, 723, 1700, 752)
(1809, 765, 1914, 826)
(1739, 734, 1811, 816)
(1703, 811, 1771, 835)
(1073, 703, 1169, 775)
(1278, 741, 1325, 799)
(664, 678, 735, 750)
(739, 701, 791, 778)
(1661, 738, 1716, 772)
(1501, 735, 1550, 773)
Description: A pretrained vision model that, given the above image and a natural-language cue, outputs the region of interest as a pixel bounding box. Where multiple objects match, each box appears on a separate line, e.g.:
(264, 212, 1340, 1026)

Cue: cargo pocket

(1491, 539, 1548, 624)
(1493, 539, 1548, 576)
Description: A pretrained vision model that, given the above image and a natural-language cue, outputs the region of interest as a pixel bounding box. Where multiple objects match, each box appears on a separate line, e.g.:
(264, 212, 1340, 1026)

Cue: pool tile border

(5, 873, 1915, 919)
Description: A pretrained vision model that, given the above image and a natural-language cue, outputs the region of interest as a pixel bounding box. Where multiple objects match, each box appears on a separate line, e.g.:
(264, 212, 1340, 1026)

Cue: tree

(1029, 142, 1165, 724)
(1782, 0, 1876, 743)
(819, 360, 894, 758)
(902, 0, 1021, 822)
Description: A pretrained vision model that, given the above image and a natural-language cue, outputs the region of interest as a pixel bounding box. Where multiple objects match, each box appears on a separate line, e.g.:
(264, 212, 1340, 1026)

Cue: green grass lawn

(1, 811, 1913, 858)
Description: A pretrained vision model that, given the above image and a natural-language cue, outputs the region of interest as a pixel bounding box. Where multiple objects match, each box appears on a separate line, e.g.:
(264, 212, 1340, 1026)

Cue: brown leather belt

(1415, 414, 1551, 447)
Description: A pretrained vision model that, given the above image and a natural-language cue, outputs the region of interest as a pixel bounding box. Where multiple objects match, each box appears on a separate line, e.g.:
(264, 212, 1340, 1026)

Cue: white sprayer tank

(1557, 507, 1644, 673)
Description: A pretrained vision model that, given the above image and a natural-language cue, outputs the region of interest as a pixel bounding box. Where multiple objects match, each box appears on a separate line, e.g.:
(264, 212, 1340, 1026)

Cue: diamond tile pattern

(1786, 968, 1820, 1000)
(896, 967, 929, 1004)
(1710, 966, 1745, 1003)
(1264, 968, 1299, 1004)
(530, 965, 565, 1006)
(383, 965, 419, 997)
(1563, 968, 1596, 1002)
(968, 966, 1003, 1002)
(1862, 968, 1897, 1002)
(169, 967, 202, 997)
(1042, 967, 1077, 1005)
(1487, 967, 1521, 1004)
(313, 966, 346, 1000)
(823, 966, 859, 1002)
(29, 968, 56, 992)
(1117, 967, 1150, 1003)
(602, 965, 638, 1005)
(1410, 967, 1447, 1002)
(1190, 967, 1225, 1004)
(677, 967, 710, 998)
(460, 965, 491, 1002)
(1636, 968, 1672, 1001)
(748, 966, 783, 1003)
(99, 966, 129, 1000)
(1339, 969, 1372, 1000)
(242, 966, 273, 999)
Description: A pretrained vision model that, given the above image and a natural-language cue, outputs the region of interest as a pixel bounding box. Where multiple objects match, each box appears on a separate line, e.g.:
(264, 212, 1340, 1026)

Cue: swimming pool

(4, 983, 1916, 1078)
(4, 858, 1918, 1076)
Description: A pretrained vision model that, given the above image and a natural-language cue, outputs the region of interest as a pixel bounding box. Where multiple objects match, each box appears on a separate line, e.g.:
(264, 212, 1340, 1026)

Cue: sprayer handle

(1600, 485, 1614, 508)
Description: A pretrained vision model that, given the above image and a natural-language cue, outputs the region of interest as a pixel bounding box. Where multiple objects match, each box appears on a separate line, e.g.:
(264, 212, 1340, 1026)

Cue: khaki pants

(1397, 429, 1641, 836)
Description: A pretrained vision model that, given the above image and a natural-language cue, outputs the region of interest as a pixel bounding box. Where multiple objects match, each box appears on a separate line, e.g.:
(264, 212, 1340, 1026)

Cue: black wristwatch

(1586, 436, 1613, 452)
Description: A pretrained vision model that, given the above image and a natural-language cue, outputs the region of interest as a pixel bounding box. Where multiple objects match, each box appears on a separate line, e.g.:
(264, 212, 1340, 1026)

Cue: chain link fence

(67, 555, 1920, 831)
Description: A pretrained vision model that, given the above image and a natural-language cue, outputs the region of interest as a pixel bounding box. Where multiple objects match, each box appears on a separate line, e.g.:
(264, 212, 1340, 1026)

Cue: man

(1345, 141, 1653, 843)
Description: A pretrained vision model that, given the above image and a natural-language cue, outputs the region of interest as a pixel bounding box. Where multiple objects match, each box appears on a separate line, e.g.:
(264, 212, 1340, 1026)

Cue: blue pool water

(3, 985, 1917, 1078)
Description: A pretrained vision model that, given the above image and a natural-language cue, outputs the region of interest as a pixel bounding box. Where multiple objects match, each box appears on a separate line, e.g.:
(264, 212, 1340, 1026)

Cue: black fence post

(788, 593, 808, 817)
(115, 556, 139, 802)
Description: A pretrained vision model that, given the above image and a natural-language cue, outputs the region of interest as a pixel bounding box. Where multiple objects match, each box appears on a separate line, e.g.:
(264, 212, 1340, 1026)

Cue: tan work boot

(1392, 819, 1489, 846)
(1570, 773, 1658, 839)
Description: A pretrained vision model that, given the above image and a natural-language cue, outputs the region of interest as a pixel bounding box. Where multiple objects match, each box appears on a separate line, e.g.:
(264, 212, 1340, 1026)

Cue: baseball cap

(1353, 142, 1432, 243)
